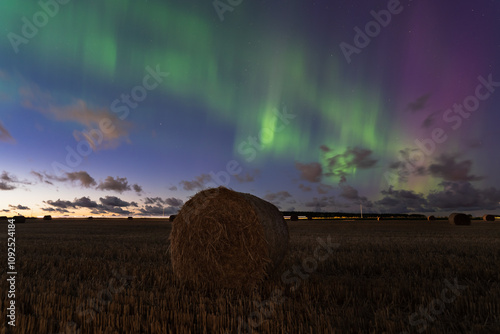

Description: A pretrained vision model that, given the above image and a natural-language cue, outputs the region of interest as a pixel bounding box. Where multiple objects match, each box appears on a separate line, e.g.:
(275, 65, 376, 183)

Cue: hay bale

(0, 216, 8, 221)
(290, 214, 299, 221)
(88, 216, 93, 220)
(127, 216, 133, 220)
(43, 215, 52, 220)
(14, 215, 26, 223)
(448, 213, 471, 225)
(483, 214, 495, 222)
(169, 215, 177, 222)
(427, 215, 436, 221)
(169, 187, 289, 290)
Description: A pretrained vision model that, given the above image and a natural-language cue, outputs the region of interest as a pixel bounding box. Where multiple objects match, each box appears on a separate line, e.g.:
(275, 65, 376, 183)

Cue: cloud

(264, 191, 292, 202)
(65, 171, 97, 188)
(375, 187, 429, 213)
(304, 196, 336, 211)
(427, 182, 500, 210)
(421, 111, 438, 129)
(99, 196, 132, 207)
(299, 184, 312, 192)
(31, 170, 96, 187)
(0, 182, 15, 190)
(0, 122, 14, 142)
(165, 197, 183, 207)
(319, 145, 331, 152)
(295, 162, 322, 183)
(317, 184, 334, 194)
(133, 184, 142, 194)
(169, 185, 178, 191)
(235, 170, 259, 183)
(97, 176, 131, 193)
(179, 174, 212, 191)
(42, 207, 69, 213)
(144, 197, 164, 205)
(73, 196, 99, 208)
(338, 176, 370, 205)
(138, 205, 178, 216)
(387, 148, 429, 183)
(91, 206, 131, 215)
(1, 171, 31, 190)
(323, 147, 377, 177)
(428, 154, 483, 182)
(19, 83, 132, 150)
(9, 204, 30, 210)
(407, 93, 431, 112)
(45, 199, 76, 209)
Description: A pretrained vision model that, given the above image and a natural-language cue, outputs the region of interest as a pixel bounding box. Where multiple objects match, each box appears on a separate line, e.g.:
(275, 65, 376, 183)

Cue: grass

(1, 219, 499, 333)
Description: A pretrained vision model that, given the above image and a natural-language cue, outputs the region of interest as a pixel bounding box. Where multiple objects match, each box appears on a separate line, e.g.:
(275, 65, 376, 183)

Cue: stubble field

(1, 218, 499, 334)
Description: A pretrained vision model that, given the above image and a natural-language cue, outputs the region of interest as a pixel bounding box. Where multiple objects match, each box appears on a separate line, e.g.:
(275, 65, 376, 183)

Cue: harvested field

(1, 219, 499, 333)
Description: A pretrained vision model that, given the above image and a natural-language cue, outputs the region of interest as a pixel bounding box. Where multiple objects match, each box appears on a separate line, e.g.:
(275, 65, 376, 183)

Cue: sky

(1, 0, 500, 217)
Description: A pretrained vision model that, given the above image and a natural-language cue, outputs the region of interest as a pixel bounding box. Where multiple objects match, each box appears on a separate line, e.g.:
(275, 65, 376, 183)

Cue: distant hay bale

(127, 216, 133, 220)
(427, 215, 436, 221)
(449, 213, 471, 225)
(290, 214, 299, 221)
(169, 187, 289, 290)
(169, 215, 177, 222)
(14, 215, 26, 223)
(483, 214, 495, 222)
(0, 216, 8, 221)
(88, 216, 93, 220)
(43, 215, 52, 220)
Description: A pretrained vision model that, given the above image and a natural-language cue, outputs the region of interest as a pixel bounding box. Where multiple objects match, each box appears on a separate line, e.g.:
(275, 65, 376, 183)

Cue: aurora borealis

(1, 0, 499, 216)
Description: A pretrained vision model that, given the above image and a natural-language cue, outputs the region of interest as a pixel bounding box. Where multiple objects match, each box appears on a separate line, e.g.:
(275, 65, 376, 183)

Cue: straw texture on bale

(427, 215, 436, 221)
(449, 213, 471, 225)
(483, 214, 495, 222)
(169, 187, 289, 289)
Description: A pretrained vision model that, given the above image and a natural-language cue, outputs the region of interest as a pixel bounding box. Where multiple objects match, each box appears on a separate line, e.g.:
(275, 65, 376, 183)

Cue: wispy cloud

(19, 82, 132, 150)
(0, 122, 15, 142)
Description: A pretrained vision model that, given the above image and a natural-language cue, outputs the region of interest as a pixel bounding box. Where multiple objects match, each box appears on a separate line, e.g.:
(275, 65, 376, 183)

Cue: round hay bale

(427, 215, 436, 221)
(43, 215, 52, 220)
(88, 216, 93, 220)
(0, 216, 8, 221)
(169, 215, 177, 222)
(14, 215, 26, 223)
(169, 187, 289, 290)
(289, 214, 299, 221)
(127, 216, 133, 220)
(448, 213, 470, 225)
(483, 214, 495, 222)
